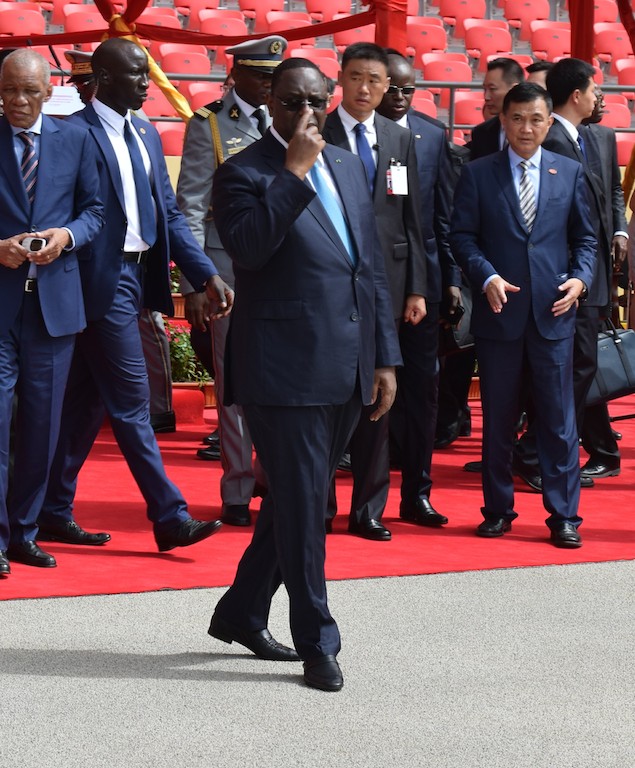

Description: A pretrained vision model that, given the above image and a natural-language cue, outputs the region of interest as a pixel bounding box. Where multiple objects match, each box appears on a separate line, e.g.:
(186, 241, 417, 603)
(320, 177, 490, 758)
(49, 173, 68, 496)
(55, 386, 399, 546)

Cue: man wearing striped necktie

(450, 82, 597, 549)
(0, 49, 104, 574)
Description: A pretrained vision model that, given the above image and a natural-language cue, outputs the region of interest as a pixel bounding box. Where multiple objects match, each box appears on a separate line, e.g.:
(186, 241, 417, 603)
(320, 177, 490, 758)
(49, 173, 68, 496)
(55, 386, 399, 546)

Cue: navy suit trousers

(215, 394, 362, 660)
(0, 291, 75, 548)
(40, 262, 189, 532)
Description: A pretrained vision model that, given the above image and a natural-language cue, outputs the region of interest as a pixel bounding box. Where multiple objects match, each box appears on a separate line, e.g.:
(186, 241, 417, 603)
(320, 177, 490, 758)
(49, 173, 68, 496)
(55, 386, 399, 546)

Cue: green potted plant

(165, 320, 215, 405)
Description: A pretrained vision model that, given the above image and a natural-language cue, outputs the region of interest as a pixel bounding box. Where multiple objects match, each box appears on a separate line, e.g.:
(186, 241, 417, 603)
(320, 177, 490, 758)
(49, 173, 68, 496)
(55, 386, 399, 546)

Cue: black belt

(123, 250, 149, 264)
(24, 277, 37, 293)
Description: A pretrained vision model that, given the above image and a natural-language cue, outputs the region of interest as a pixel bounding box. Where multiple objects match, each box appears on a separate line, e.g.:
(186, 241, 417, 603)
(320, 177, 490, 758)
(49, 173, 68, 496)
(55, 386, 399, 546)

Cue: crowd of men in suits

(0, 38, 625, 691)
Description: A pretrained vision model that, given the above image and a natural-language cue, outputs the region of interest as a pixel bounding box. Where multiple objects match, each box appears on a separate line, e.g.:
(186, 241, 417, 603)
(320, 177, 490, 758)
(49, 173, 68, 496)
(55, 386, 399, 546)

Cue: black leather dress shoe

(348, 517, 392, 541)
(151, 410, 176, 434)
(550, 522, 582, 548)
(580, 459, 620, 479)
(155, 518, 222, 552)
(476, 519, 512, 538)
(337, 452, 352, 472)
(512, 461, 542, 492)
(400, 496, 448, 527)
(196, 444, 221, 461)
(7, 541, 56, 567)
(38, 520, 111, 546)
(220, 504, 251, 527)
(0, 551, 10, 576)
(325, 518, 333, 534)
(611, 428, 622, 441)
(203, 430, 220, 446)
(209, 613, 300, 661)
(303, 655, 344, 691)
(463, 460, 482, 473)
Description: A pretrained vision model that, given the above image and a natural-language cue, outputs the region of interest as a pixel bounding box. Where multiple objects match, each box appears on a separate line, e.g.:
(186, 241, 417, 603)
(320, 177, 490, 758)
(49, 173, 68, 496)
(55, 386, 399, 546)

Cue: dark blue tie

(354, 122, 376, 197)
(310, 165, 357, 267)
(577, 131, 587, 160)
(123, 121, 157, 248)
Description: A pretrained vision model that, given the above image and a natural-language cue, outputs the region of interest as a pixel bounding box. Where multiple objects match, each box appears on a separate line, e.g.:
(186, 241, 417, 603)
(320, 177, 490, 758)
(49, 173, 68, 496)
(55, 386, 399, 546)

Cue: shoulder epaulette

(194, 99, 224, 119)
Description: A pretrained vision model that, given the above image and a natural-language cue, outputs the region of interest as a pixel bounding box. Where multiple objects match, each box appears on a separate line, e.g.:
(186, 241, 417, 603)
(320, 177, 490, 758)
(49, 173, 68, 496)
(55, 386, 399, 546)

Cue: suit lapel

(83, 104, 127, 214)
(535, 151, 557, 224)
(0, 118, 30, 215)
(226, 95, 262, 143)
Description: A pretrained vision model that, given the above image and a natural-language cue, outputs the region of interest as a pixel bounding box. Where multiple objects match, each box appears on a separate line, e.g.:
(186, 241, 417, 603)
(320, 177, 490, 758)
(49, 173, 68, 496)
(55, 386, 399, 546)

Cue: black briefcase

(586, 319, 635, 406)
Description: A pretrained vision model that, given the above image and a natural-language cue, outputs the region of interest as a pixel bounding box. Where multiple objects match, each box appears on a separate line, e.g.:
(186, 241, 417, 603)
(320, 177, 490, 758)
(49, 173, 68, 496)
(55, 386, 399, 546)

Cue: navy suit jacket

(0, 115, 104, 337)
(212, 131, 402, 407)
(408, 110, 461, 303)
(68, 103, 217, 321)
(543, 119, 611, 308)
(322, 110, 427, 319)
(450, 149, 597, 341)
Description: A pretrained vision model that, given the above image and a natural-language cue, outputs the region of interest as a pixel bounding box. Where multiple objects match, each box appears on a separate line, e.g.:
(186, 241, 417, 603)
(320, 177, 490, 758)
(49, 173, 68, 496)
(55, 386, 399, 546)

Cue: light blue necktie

(354, 122, 376, 197)
(310, 165, 357, 267)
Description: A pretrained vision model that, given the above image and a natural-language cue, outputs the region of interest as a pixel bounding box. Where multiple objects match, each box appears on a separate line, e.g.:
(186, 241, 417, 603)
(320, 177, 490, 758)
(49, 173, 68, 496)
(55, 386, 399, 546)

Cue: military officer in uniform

(176, 35, 287, 526)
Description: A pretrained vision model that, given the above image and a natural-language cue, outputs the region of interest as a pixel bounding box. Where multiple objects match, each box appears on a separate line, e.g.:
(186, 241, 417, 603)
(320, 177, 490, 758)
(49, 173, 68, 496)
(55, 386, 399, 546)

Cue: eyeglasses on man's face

(386, 85, 415, 97)
(275, 96, 328, 111)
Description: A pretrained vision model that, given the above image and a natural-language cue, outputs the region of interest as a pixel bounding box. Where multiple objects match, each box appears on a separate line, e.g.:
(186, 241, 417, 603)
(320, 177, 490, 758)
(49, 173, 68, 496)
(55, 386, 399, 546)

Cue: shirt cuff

(62, 227, 75, 251)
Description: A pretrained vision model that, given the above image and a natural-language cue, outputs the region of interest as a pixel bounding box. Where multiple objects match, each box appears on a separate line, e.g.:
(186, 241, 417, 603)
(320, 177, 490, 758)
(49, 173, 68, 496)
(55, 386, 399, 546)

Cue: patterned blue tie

(123, 121, 157, 248)
(18, 131, 38, 206)
(354, 122, 376, 197)
(310, 164, 357, 267)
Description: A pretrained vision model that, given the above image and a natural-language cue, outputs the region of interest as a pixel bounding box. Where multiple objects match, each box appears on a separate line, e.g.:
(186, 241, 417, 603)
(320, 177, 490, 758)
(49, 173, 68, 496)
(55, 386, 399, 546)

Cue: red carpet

(3, 389, 635, 601)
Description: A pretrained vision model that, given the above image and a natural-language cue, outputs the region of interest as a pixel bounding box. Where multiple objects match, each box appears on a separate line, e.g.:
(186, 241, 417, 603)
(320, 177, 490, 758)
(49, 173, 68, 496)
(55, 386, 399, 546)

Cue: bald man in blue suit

(451, 83, 596, 549)
(0, 49, 104, 574)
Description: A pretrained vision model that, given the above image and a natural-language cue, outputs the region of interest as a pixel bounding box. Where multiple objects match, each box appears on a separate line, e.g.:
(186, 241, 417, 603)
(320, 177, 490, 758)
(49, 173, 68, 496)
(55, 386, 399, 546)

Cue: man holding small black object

(0, 49, 104, 573)
(450, 82, 596, 548)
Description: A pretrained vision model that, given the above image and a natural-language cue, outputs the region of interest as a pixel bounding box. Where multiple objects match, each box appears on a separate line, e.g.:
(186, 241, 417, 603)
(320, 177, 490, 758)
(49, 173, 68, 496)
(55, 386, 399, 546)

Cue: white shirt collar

(337, 103, 375, 133)
(508, 146, 542, 169)
(233, 90, 266, 119)
(552, 112, 580, 142)
(93, 98, 130, 134)
(10, 113, 43, 136)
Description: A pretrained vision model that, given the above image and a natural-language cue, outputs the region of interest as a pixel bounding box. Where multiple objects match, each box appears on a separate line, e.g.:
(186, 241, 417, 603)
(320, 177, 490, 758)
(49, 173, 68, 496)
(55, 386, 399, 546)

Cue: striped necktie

(18, 131, 38, 205)
(519, 160, 536, 232)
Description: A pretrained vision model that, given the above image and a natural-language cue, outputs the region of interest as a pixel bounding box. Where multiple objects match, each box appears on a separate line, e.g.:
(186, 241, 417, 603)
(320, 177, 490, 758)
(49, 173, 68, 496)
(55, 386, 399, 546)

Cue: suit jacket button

(350, 312, 359, 321)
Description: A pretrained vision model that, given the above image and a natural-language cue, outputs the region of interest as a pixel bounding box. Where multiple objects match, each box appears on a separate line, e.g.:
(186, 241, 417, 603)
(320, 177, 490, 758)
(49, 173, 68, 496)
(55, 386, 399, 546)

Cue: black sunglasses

(387, 85, 416, 96)
(276, 96, 329, 111)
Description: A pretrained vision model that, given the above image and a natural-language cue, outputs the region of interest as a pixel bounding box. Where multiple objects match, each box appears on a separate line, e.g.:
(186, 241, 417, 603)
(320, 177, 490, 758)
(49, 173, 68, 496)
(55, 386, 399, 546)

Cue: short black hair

(546, 58, 596, 108)
(526, 61, 552, 75)
(487, 57, 525, 85)
(270, 57, 326, 94)
(502, 81, 553, 114)
(341, 42, 389, 71)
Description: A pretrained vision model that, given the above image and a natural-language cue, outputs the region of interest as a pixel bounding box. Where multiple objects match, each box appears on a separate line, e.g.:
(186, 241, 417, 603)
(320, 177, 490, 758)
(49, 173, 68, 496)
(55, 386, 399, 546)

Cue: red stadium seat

(0, 7, 45, 35)
(616, 131, 635, 166)
(406, 19, 447, 63)
(593, 0, 618, 23)
(182, 80, 224, 110)
(454, 93, 485, 127)
(188, 5, 241, 32)
(422, 58, 473, 108)
(143, 83, 178, 118)
(439, 0, 486, 39)
(530, 21, 571, 62)
(199, 16, 249, 71)
(413, 97, 438, 119)
(594, 23, 633, 75)
(238, 0, 283, 34)
(332, 13, 376, 53)
(600, 102, 632, 129)
(174, 0, 219, 24)
(156, 42, 208, 66)
(504, 0, 550, 41)
(421, 51, 468, 68)
(290, 50, 340, 80)
(156, 121, 186, 156)
(304, 0, 350, 24)
(464, 21, 513, 72)
(616, 57, 635, 102)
